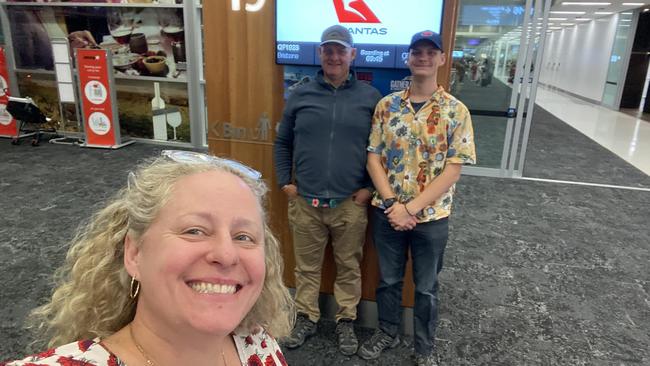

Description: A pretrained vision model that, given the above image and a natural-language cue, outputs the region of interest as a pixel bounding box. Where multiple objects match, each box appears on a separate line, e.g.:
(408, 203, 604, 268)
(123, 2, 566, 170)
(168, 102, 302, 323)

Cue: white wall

(539, 15, 619, 102)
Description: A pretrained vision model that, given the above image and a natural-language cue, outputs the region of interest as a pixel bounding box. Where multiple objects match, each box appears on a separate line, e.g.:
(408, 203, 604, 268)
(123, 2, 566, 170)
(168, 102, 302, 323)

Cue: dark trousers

(372, 207, 448, 356)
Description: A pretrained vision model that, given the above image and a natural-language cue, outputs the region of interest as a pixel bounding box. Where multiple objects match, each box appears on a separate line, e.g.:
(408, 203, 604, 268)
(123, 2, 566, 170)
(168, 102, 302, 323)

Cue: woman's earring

(130, 277, 140, 299)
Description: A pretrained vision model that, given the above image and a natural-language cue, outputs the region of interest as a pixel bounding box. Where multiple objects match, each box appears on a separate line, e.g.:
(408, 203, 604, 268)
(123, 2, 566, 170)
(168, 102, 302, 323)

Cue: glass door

(452, 0, 551, 176)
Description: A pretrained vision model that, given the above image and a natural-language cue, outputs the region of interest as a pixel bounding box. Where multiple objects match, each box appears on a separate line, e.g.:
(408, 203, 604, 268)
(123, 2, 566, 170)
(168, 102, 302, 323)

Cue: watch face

(384, 198, 395, 208)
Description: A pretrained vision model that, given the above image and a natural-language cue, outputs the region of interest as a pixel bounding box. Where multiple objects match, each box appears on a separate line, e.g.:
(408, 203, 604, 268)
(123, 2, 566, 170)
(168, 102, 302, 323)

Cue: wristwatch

(383, 197, 396, 209)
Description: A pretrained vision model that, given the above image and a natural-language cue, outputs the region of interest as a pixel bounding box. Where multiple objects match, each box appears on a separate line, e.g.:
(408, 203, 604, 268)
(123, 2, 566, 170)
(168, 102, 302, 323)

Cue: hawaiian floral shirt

(367, 86, 476, 222)
(2, 329, 287, 366)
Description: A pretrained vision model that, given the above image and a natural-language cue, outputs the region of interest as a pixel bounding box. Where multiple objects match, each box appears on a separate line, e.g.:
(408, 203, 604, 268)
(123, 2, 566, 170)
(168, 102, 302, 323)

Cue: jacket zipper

(326, 88, 337, 198)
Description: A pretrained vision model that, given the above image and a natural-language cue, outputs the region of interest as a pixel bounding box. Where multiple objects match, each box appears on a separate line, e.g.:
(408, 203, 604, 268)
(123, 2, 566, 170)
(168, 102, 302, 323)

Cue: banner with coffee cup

(7, 5, 187, 80)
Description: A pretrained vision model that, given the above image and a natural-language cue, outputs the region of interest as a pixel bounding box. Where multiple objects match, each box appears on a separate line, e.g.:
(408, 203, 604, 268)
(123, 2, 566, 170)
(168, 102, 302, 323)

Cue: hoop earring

(130, 277, 140, 299)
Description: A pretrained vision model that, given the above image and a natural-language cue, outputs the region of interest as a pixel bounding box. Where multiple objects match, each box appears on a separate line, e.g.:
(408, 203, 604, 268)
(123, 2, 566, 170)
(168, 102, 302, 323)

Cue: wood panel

(204, 0, 459, 309)
(440, 0, 460, 90)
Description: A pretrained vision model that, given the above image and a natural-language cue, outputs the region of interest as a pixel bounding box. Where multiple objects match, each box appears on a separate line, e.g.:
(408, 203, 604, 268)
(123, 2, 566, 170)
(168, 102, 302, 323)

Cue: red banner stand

(0, 47, 24, 139)
(76, 48, 133, 149)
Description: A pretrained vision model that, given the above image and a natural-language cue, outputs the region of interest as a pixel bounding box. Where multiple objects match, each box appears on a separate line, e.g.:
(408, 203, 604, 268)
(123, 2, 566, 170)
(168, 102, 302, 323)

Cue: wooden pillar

(204, 0, 459, 309)
(203, 0, 294, 285)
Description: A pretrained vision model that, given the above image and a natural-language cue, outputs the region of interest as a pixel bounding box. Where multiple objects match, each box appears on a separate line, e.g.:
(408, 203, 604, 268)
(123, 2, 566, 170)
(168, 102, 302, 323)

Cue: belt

(303, 196, 341, 208)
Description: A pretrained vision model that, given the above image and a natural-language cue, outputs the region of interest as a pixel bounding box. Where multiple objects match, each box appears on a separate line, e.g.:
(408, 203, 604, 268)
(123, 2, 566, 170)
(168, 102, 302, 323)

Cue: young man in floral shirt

(358, 30, 476, 366)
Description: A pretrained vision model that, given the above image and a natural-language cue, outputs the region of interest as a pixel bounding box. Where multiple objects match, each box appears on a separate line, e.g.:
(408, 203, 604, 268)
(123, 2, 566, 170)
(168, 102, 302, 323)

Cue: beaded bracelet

(404, 204, 415, 216)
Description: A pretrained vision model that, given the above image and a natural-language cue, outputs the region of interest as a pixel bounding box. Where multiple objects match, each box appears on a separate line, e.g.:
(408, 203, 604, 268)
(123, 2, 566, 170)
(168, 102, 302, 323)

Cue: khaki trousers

(288, 197, 368, 322)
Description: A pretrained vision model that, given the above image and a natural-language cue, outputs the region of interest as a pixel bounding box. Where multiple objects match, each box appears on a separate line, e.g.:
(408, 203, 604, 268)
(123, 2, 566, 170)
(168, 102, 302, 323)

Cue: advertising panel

(8, 6, 186, 80)
(0, 48, 18, 137)
(283, 65, 410, 99)
(76, 48, 118, 147)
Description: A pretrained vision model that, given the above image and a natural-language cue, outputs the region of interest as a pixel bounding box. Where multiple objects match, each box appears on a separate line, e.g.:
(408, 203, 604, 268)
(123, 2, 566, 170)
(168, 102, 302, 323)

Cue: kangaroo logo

(333, 0, 380, 23)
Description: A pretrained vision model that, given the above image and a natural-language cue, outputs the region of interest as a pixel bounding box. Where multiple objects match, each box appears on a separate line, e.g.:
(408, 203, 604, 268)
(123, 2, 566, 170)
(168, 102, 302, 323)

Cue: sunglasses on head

(160, 150, 262, 180)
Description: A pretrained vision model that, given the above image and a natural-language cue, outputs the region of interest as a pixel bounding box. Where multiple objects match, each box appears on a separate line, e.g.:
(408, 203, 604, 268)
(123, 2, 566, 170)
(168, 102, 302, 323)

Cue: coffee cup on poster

(129, 33, 148, 55)
(144, 55, 167, 75)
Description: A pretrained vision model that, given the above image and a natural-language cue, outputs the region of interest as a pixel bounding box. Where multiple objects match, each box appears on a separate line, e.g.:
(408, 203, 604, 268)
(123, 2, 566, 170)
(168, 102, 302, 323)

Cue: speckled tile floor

(1, 137, 648, 365)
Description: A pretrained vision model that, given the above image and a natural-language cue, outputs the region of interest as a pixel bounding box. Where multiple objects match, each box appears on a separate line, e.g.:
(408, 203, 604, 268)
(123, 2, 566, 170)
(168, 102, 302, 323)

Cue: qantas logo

(333, 0, 380, 23)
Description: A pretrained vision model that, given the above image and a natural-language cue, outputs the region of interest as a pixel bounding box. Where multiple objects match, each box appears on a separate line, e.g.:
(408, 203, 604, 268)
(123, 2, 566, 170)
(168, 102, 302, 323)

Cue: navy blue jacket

(274, 70, 382, 200)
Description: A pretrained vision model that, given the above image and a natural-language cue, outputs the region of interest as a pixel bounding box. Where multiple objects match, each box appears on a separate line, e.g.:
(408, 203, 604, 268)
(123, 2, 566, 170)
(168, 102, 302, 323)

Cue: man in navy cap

(358, 30, 476, 365)
(274, 25, 382, 355)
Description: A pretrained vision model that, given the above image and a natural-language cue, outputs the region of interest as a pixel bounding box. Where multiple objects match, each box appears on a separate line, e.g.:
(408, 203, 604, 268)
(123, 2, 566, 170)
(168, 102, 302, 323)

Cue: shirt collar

(400, 84, 445, 104)
(317, 69, 356, 89)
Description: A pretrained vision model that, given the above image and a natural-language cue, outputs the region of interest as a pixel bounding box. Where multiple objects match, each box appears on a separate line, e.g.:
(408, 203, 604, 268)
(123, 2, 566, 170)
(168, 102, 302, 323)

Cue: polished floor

(620, 108, 650, 123)
(534, 86, 650, 177)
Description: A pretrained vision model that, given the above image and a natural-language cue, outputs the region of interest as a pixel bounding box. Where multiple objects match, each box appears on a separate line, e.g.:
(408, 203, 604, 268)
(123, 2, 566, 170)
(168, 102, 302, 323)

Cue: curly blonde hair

(27, 155, 294, 348)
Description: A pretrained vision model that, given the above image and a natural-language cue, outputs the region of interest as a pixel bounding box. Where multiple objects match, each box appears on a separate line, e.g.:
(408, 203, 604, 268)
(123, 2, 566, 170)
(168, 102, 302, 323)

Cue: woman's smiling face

(125, 170, 266, 336)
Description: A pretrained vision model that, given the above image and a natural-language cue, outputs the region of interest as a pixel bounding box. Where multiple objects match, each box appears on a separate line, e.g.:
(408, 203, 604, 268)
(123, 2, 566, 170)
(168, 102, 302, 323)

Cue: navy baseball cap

(320, 25, 353, 48)
(409, 30, 443, 50)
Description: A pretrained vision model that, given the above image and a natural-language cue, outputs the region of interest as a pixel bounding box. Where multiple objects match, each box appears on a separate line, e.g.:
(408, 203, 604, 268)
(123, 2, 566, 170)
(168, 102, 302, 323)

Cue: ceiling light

(620, 19, 632, 21)
(561, 2, 611, 5)
(575, 17, 591, 20)
(561, 23, 576, 25)
(644, 8, 650, 11)
(594, 11, 613, 14)
(548, 17, 569, 20)
(550, 11, 586, 14)
(622, 12, 633, 14)
(622, 3, 645, 5)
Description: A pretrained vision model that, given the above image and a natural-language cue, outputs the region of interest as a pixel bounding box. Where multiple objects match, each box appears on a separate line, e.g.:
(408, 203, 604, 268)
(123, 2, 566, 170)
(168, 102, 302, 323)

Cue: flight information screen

(276, 0, 445, 69)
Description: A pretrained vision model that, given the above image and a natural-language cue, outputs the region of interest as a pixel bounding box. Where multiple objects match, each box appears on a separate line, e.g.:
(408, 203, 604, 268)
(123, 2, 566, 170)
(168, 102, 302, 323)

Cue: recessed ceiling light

(620, 19, 632, 21)
(561, 2, 611, 5)
(594, 11, 613, 14)
(622, 3, 645, 5)
(548, 17, 569, 20)
(550, 11, 586, 14)
(644, 8, 650, 11)
(561, 23, 576, 25)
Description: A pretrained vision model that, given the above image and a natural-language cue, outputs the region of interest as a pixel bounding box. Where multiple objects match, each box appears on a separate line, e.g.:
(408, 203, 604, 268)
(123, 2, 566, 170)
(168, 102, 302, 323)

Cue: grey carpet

(1, 141, 649, 365)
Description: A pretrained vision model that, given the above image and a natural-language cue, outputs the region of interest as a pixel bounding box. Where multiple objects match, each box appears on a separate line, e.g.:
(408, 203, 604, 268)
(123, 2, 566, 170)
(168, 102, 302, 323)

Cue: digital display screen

(460, 5, 525, 27)
(276, 0, 445, 69)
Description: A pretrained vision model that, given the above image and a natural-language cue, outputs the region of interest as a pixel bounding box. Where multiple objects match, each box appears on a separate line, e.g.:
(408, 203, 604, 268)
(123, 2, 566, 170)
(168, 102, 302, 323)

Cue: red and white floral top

(2, 329, 287, 366)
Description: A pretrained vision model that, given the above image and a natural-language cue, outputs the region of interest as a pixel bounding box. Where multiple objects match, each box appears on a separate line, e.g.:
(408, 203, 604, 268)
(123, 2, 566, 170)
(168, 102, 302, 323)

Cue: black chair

(6, 96, 55, 146)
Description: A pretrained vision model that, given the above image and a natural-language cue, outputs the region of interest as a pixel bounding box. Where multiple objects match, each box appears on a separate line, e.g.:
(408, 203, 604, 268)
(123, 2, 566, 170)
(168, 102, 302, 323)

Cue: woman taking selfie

(2, 150, 294, 366)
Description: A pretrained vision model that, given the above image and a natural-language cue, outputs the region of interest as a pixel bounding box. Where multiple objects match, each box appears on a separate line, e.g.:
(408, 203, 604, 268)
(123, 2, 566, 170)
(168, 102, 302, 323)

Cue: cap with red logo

(320, 25, 354, 48)
(409, 30, 443, 51)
